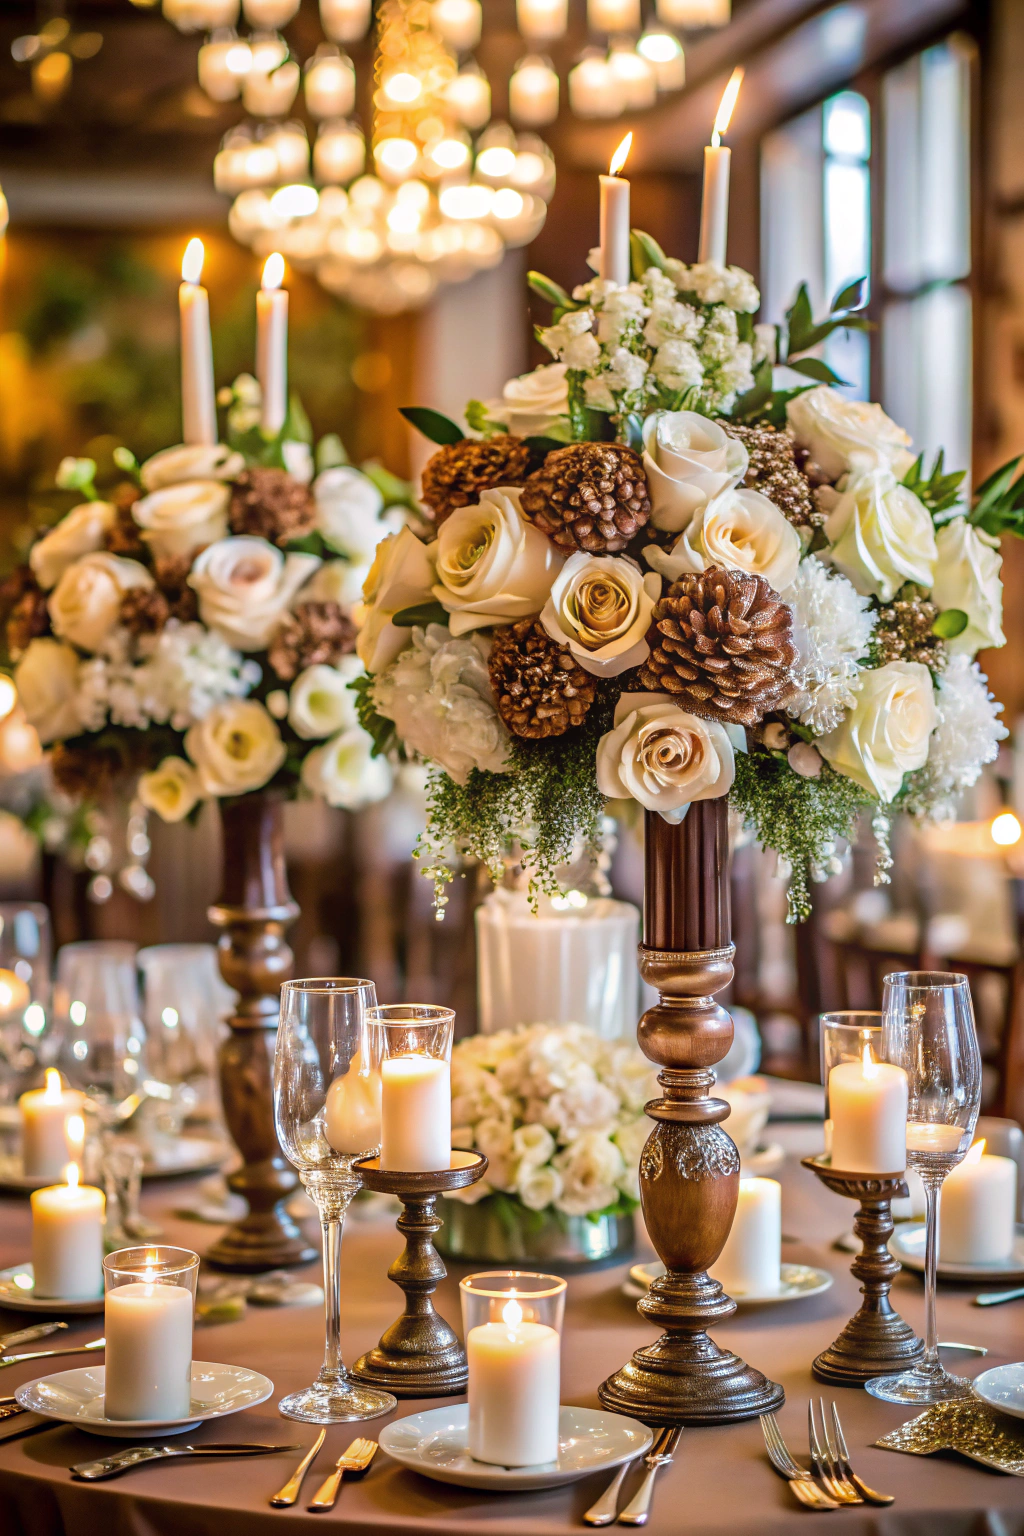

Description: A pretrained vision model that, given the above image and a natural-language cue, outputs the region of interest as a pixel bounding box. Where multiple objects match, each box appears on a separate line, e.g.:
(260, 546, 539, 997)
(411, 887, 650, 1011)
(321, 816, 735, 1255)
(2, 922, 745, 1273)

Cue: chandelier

(162, 0, 730, 312)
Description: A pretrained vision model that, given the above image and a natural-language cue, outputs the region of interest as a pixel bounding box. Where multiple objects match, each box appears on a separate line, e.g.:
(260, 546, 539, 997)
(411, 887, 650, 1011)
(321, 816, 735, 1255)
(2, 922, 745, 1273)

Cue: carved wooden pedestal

(598, 804, 784, 1426)
(205, 794, 317, 1272)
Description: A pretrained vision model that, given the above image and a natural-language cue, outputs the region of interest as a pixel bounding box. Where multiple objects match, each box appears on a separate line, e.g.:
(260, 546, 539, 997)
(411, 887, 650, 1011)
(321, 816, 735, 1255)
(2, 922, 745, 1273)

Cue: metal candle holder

(802, 1155, 924, 1385)
(349, 1150, 488, 1397)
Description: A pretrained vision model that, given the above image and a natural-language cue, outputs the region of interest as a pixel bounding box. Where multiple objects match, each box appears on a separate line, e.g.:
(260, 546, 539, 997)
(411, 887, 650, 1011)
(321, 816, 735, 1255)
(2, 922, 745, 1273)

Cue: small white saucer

(623, 1261, 833, 1305)
(379, 1404, 652, 1491)
(891, 1223, 1024, 1282)
(16, 1361, 273, 1437)
(0, 1264, 104, 1314)
(0, 1137, 228, 1194)
(973, 1363, 1024, 1419)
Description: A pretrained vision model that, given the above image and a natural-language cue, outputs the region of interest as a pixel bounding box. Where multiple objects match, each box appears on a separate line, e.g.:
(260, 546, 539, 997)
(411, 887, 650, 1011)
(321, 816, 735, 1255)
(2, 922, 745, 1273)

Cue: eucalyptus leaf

(787, 356, 850, 386)
(527, 271, 572, 310)
(398, 407, 464, 446)
(932, 608, 969, 639)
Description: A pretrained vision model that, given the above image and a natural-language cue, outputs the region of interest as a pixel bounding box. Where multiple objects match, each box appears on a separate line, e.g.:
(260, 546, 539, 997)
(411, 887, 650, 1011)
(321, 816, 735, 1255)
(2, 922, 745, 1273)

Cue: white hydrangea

(652, 338, 703, 392)
(134, 622, 258, 730)
(785, 558, 875, 735)
(644, 297, 701, 348)
(596, 287, 648, 345)
(665, 259, 761, 312)
(904, 654, 1008, 821)
(538, 308, 598, 370)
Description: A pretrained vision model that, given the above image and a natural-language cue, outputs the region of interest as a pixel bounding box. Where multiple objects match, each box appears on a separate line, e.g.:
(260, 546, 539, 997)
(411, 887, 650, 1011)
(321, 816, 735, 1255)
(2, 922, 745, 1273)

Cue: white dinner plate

(0, 1264, 104, 1314)
(379, 1403, 653, 1491)
(0, 1137, 229, 1193)
(623, 1260, 833, 1305)
(15, 1361, 273, 1438)
(742, 1142, 785, 1177)
(890, 1223, 1024, 1282)
(973, 1363, 1024, 1419)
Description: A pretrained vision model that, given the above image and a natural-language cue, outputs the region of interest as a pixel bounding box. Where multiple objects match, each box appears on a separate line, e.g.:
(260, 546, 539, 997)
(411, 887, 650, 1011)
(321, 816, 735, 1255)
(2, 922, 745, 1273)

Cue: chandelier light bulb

(607, 43, 656, 109)
(568, 53, 624, 118)
(198, 32, 250, 101)
(446, 67, 491, 129)
(476, 144, 517, 180)
(509, 55, 559, 127)
(587, 0, 640, 34)
(655, 0, 729, 24)
(439, 182, 494, 220)
(243, 56, 299, 116)
(427, 136, 471, 172)
(304, 49, 355, 119)
(313, 120, 366, 184)
(382, 70, 423, 105)
(269, 183, 319, 219)
(516, 0, 568, 41)
(319, 0, 371, 41)
(163, 0, 239, 33)
(429, 0, 482, 52)
(264, 121, 310, 181)
(396, 179, 431, 209)
(241, 0, 299, 27)
(374, 136, 420, 181)
(637, 27, 685, 90)
(491, 187, 525, 219)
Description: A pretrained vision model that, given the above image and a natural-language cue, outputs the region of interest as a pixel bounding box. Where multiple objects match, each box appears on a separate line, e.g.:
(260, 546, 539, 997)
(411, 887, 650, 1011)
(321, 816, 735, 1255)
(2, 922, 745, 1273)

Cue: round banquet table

(2, 1124, 1024, 1536)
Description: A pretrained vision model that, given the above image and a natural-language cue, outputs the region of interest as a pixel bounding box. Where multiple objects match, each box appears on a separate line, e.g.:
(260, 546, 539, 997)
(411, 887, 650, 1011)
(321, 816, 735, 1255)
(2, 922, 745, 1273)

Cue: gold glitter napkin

(876, 1400, 1024, 1475)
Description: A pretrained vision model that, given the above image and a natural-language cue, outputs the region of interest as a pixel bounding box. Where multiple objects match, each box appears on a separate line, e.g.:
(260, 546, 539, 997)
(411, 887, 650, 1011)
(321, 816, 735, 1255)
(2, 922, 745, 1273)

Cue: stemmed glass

(866, 971, 982, 1405)
(273, 977, 397, 1424)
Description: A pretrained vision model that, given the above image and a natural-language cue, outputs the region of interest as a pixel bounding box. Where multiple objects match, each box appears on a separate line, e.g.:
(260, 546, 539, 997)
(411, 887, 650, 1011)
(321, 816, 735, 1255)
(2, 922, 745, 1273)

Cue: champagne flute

(866, 971, 982, 1405)
(273, 977, 396, 1424)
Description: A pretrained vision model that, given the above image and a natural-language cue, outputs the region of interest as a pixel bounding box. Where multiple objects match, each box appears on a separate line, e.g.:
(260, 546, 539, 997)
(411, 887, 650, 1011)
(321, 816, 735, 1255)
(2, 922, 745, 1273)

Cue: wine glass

(866, 971, 982, 1405)
(273, 977, 397, 1424)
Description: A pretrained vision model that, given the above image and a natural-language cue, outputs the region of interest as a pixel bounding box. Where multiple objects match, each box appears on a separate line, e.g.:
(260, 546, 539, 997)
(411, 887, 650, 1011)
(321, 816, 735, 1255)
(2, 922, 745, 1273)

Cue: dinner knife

(0, 1322, 68, 1353)
(72, 1443, 300, 1481)
(0, 1338, 104, 1368)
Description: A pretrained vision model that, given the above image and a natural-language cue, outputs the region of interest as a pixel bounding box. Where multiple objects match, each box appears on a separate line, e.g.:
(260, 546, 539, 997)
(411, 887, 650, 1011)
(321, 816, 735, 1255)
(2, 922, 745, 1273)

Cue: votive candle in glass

(31, 1163, 104, 1299)
(370, 1004, 453, 1172)
(821, 1011, 907, 1173)
(103, 1246, 198, 1421)
(461, 1272, 565, 1466)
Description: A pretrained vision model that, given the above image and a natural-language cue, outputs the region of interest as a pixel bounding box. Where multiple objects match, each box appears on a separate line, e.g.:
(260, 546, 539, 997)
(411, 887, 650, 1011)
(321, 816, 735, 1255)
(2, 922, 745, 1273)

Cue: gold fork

(307, 1437, 377, 1511)
(269, 1428, 326, 1507)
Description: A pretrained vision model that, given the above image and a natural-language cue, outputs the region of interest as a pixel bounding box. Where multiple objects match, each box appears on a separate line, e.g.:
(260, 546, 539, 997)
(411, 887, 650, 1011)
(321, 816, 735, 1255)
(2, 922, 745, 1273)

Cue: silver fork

(808, 1400, 861, 1504)
(616, 1425, 681, 1525)
(583, 1428, 670, 1526)
(827, 1402, 894, 1506)
(760, 1414, 839, 1511)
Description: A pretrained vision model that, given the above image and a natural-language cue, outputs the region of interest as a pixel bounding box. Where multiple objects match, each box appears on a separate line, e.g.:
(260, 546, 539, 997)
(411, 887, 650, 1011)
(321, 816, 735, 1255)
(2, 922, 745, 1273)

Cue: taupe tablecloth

(1, 1125, 1024, 1536)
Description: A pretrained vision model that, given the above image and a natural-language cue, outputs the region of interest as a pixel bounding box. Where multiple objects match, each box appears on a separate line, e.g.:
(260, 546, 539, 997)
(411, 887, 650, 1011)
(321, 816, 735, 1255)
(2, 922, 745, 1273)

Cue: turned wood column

(598, 803, 784, 1425)
(205, 794, 317, 1271)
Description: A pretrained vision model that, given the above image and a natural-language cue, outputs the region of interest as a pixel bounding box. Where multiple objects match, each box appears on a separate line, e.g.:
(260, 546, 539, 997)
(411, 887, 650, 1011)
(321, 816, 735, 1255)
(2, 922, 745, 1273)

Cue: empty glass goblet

(273, 977, 396, 1424)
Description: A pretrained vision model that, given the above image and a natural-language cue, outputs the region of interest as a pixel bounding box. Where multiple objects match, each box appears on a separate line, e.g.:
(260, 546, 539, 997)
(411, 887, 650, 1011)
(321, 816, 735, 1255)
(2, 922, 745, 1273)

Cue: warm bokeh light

(992, 811, 1022, 847)
(181, 237, 205, 283)
(711, 65, 743, 146)
(0, 677, 16, 721)
(609, 131, 632, 177)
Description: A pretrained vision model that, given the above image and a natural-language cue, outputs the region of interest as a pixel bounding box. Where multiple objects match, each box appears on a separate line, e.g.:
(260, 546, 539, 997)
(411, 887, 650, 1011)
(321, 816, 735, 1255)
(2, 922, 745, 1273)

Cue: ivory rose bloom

(314, 466, 388, 564)
(931, 518, 1005, 655)
(645, 485, 801, 592)
(184, 699, 287, 796)
(492, 362, 569, 437)
(48, 553, 154, 652)
(596, 692, 737, 821)
(132, 480, 230, 560)
(787, 385, 916, 481)
(300, 726, 392, 808)
(140, 442, 244, 491)
(641, 411, 748, 532)
(824, 469, 937, 601)
(302, 559, 367, 610)
(818, 661, 938, 802)
(138, 757, 202, 822)
(30, 501, 116, 590)
(356, 526, 436, 673)
(432, 488, 563, 637)
(288, 656, 362, 739)
(188, 537, 320, 651)
(14, 638, 82, 743)
(553, 1130, 625, 1217)
(541, 553, 659, 677)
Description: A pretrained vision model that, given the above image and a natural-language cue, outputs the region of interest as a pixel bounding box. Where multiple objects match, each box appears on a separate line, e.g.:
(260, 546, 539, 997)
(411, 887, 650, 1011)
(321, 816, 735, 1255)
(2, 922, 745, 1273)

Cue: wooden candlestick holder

(350, 1150, 488, 1396)
(599, 805, 784, 1426)
(802, 1155, 923, 1385)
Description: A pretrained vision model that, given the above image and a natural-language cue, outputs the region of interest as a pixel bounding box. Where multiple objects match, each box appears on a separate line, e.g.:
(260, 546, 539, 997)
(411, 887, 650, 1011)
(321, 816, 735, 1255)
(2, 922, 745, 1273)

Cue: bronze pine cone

(229, 467, 317, 547)
(420, 436, 532, 526)
(520, 442, 651, 555)
(488, 618, 596, 739)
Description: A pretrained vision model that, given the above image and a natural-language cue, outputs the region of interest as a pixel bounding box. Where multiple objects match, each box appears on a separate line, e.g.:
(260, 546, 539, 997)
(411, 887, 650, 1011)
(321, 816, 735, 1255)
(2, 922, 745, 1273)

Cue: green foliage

(527, 271, 573, 311)
(465, 399, 507, 437)
(968, 454, 1024, 538)
(360, 459, 417, 509)
(902, 450, 966, 518)
(630, 229, 667, 279)
(398, 406, 464, 445)
(391, 600, 450, 628)
(348, 672, 397, 758)
(931, 607, 968, 639)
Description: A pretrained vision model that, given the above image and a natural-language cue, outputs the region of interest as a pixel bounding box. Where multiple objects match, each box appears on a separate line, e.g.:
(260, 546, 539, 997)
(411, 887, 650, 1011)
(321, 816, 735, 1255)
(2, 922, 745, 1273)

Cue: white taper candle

(256, 252, 288, 436)
(179, 238, 218, 447)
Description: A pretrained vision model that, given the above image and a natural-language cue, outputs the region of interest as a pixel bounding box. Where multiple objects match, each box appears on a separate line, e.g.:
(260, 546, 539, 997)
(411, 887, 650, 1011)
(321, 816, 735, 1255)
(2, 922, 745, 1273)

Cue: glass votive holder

(102, 1245, 198, 1422)
(460, 1270, 567, 1334)
(820, 1011, 884, 1127)
(369, 1004, 454, 1173)
(460, 1271, 566, 1468)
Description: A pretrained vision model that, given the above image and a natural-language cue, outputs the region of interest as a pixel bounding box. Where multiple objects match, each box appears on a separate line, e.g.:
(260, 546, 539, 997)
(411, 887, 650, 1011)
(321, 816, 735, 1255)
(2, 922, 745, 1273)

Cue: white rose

(645, 485, 801, 593)
(544, 1078, 620, 1139)
(786, 386, 915, 481)
(356, 526, 436, 673)
(288, 656, 361, 739)
(641, 412, 748, 534)
(282, 440, 313, 484)
(517, 1164, 563, 1213)
(185, 699, 286, 796)
(138, 756, 202, 823)
(432, 488, 563, 637)
(818, 661, 937, 802)
(597, 691, 737, 821)
(492, 363, 569, 437)
(314, 466, 386, 563)
(300, 725, 392, 809)
(30, 501, 116, 590)
(188, 537, 320, 651)
(511, 1122, 555, 1168)
(48, 552, 154, 652)
(541, 553, 659, 677)
(300, 559, 366, 611)
(14, 638, 83, 743)
(131, 480, 230, 561)
(553, 1130, 625, 1217)
(139, 443, 244, 491)
(931, 518, 1005, 655)
(825, 469, 937, 602)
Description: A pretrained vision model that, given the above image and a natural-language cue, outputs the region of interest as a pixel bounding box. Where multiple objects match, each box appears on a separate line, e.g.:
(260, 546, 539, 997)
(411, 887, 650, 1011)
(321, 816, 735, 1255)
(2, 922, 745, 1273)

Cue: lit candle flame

(964, 1138, 986, 1165)
(711, 66, 744, 148)
(262, 252, 285, 291)
(181, 237, 205, 284)
(43, 1068, 62, 1104)
(502, 1298, 523, 1329)
(860, 1039, 878, 1080)
(64, 1162, 79, 1190)
(609, 132, 632, 178)
(992, 811, 1021, 847)
(143, 1268, 155, 1283)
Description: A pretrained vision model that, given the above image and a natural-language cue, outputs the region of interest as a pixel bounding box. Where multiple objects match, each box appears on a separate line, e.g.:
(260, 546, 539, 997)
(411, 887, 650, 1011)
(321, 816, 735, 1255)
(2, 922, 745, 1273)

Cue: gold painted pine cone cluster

(488, 618, 596, 739)
(520, 441, 651, 554)
(726, 423, 818, 528)
(421, 435, 533, 524)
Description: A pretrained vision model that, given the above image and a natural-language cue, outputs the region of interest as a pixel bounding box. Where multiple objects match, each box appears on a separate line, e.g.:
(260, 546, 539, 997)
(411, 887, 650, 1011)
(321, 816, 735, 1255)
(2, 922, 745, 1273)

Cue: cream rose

(48, 553, 154, 652)
(432, 487, 563, 637)
(188, 537, 320, 651)
(184, 699, 287, 796)
(786, 386, 916, 480)
(541, 554, 659, 677)
(818, 661, 937, 802)
(314, 466, 386, 563)
(825, 469, 937, 601)
(356, 526, 436, 673)
(288, 656, 362, 739)
(492, 362, 569, 436)
(30, 501, 116, 590)
(132, 480, 230, 561)
(140, 443, 245, 492)
(138, 756, 202, 823)
(14, 638, 82, 744)
(931, 517, 1005, 655)
(645, 485, 801, 592)
(641, 411, 749, 532)
(300, 726, 392, 808)
(596, 691, 737, 820)
(302, 559, 367, 610)
(553, 1130, 625, 1217)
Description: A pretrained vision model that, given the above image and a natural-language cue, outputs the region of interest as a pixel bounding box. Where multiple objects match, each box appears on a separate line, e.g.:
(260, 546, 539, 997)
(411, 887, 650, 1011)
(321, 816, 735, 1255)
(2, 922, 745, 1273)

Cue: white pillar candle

(104, 1279, 194, 1421)
(179, 239, 217, 447)
(325, 1053, 382, 1155)
(467, 1299, 560, 1466)
(940, 1140, 1017, 1264)
(256, 252, 288, 435)
(710, 1177, 781, 1296)
(20, 1070, 83, 1181)
(599, 134, 632, 287)
(380, 1055, 450, 1172)
(30, 1166, 104, 1299)
(828, 1045, 907, 1174)
(697, 68, 743, 265)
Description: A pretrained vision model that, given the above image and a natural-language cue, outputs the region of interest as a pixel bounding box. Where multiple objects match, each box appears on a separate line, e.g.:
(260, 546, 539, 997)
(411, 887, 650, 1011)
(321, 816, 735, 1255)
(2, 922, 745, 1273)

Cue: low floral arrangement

(354, 235, 1023, 919)
(445, 1023, 656, 1220)
(1, 377, 412, 834)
